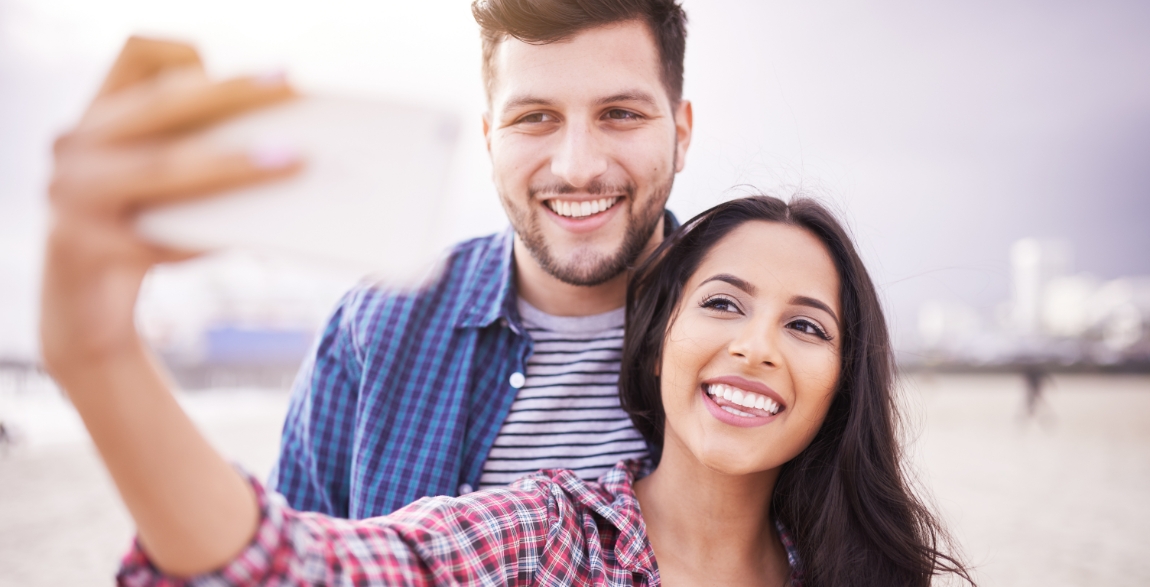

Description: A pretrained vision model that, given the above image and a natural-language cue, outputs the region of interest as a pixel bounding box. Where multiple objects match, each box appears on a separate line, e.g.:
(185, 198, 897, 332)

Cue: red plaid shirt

(118, 461, 803, 586)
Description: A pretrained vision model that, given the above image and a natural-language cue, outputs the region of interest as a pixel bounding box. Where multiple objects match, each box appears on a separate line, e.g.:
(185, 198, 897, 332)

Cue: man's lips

(543, 196, 622, 220)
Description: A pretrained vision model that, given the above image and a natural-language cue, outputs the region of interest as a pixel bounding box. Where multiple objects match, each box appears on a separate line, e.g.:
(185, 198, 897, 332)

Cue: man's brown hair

(472, 0, 688, 104)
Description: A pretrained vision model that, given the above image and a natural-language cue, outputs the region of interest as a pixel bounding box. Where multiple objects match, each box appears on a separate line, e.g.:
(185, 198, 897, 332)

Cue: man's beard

(504, 175, 672, 287)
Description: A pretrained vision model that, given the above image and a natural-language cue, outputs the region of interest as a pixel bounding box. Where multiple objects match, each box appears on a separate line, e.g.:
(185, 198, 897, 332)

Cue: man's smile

(544, 196, 622, 219)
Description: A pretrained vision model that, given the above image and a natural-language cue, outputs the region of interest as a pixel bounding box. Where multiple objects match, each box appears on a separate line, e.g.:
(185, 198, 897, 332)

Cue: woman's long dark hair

(620, 195, 973, 587)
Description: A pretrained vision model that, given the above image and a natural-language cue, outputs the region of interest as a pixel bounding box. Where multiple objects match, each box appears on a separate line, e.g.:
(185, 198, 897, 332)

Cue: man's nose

(549, 120, 609, 189)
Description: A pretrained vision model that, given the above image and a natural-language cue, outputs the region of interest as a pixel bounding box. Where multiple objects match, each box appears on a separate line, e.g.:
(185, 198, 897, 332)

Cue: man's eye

(605, 109, 640, 121)
(517, 113, 553, 124)
(788, 319, 830, 341)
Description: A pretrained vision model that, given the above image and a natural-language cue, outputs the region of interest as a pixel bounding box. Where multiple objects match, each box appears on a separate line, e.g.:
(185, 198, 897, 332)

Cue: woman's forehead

(691, 222, 840, 308)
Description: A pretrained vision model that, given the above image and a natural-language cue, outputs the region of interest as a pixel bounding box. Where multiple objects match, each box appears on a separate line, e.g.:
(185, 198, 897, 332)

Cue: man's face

(484, 20, 692, 286)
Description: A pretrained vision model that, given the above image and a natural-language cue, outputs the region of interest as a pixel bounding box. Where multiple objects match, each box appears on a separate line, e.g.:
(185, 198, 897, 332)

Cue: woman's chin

(693, 446, 776, 477)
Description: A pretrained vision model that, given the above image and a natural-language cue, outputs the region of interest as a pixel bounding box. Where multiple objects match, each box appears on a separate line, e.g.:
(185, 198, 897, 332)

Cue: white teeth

(706, 384, 781, 416)
(721, 405, 754, 418)
(547, 197, 619, 218)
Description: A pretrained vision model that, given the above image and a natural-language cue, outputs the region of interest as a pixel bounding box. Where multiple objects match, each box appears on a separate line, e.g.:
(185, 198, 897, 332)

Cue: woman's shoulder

(517, 458, 653, 508)
(385, 460, 650, 529)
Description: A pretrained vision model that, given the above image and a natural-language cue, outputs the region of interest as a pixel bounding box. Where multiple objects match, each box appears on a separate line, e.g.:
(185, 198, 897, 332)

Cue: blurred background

(1, 0, 1148, 584)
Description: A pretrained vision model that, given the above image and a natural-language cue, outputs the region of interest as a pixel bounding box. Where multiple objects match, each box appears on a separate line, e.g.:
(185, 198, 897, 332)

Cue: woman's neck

(633, 437, 790, 587)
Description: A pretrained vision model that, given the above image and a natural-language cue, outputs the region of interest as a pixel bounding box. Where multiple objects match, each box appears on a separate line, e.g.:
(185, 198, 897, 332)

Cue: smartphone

(136, 95, 461, 280)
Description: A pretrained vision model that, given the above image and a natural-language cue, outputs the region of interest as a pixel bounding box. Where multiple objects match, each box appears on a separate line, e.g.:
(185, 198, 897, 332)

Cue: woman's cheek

(808, 354, 840, 402)
(659, 330, 698, 416)
(789, 345, 840, 424)
(661, 315, 724, 414)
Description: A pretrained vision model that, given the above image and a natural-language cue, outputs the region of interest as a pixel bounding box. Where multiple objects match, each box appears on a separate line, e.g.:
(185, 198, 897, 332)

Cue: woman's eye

(701, 296, 740, 314)
(788, 319, 830, 341)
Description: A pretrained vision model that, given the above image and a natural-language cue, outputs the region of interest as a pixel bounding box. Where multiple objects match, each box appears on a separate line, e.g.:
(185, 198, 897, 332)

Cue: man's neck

(513, 218, 664, 317)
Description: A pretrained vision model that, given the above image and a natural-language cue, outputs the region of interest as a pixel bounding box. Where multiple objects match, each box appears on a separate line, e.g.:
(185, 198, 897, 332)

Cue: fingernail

(252, 69, 287, 87)
(250, 143, 299, 169)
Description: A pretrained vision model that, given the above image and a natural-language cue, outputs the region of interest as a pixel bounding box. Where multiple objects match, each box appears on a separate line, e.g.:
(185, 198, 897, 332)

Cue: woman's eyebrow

(791, 295, 839, 324)
(699, 273, 756, 295)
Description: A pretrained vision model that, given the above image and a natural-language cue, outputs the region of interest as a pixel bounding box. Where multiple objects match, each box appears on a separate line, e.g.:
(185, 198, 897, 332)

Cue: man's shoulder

(334, 231, 511, 335)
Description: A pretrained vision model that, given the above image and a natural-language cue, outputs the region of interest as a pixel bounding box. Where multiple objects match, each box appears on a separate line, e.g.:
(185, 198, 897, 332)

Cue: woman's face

(659, 220, 842, 475)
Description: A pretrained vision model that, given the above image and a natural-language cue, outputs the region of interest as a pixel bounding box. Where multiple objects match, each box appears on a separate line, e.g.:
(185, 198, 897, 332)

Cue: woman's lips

(700, 376, 786, 428)
(704, 376, 786, 408)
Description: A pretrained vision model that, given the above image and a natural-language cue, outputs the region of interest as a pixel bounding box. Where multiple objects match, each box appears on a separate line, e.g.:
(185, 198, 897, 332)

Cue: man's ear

(673, 99, 692, 173)
(482, 112, 492, 155)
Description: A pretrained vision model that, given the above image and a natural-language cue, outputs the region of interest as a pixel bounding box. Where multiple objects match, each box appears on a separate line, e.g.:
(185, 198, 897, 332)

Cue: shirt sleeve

(267, 292, 362, 517)
(116, 475, 556, 587)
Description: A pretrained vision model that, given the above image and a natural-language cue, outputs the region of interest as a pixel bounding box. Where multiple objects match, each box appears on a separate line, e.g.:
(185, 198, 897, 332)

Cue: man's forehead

(488, 20, 668, 111)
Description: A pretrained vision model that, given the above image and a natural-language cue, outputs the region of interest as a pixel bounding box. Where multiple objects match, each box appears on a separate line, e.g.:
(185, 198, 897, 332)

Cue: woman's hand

(42, 36, 299, 379)
(40, 36, 299, 577)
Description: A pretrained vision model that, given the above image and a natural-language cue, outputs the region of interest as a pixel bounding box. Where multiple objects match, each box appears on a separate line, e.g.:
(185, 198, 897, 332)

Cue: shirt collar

(563, 459, 804, 586)
(453, 228, 518, 329)
(555, 460, 655, 576)
(452, 210, 681, 331)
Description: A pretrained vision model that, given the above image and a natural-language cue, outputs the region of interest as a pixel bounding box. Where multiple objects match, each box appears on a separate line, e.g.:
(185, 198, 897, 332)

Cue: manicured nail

(249, 143, 299, 169)
(252, 69, 288, 87)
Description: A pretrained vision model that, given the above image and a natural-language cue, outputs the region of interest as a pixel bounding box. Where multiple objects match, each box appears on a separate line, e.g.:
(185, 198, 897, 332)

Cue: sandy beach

(1, 373, 1147, 586)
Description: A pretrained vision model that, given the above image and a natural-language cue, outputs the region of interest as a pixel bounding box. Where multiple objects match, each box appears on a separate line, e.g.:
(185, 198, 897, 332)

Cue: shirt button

(509, 372, 526, 389)
(458, 483, 473, 495)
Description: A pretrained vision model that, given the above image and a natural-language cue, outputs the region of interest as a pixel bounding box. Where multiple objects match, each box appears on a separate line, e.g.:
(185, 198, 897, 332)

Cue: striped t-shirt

(477, 299, 649, 488)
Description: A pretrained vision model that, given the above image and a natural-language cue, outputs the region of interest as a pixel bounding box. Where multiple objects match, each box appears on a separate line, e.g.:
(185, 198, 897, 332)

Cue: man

(43, 0, 692, 521)
(272, 0, 692, 518)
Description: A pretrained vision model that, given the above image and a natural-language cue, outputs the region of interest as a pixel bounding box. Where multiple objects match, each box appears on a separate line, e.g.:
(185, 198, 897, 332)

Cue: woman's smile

(700, 376, 786, 427)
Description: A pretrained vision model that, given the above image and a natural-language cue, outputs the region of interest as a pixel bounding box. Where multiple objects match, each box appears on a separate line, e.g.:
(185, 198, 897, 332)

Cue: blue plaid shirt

(270, 214, 676, 519)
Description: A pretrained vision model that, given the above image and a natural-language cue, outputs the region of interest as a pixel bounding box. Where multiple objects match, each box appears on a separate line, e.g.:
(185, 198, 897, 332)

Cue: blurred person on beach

(44, 191, 974, 585)
(44, 0, 694, 521)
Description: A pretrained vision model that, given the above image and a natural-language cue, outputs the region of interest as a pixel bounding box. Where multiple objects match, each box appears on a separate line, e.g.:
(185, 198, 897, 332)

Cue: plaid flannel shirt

(271, 214, 678, 519)
(117, 460, 805, 586)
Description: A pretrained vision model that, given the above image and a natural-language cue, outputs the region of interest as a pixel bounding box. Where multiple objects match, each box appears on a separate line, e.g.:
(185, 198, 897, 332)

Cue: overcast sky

(2, 0, 1148, 358)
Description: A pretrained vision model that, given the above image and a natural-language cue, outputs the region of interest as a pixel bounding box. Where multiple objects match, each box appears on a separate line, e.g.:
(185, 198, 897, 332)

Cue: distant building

(915, 238, 1150, 368)
(1010, 238, 1072, 336)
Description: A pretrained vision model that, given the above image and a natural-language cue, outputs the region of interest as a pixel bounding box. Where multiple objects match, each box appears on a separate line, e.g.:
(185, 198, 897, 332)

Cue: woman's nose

(727, 320, 778, 367)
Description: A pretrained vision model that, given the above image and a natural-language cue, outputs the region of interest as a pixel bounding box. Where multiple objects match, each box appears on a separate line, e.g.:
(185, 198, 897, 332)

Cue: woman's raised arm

(39, 36, 298, 577)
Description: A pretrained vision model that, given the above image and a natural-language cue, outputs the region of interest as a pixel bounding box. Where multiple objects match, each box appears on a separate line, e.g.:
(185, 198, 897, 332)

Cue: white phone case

(136, 95, 460, 280)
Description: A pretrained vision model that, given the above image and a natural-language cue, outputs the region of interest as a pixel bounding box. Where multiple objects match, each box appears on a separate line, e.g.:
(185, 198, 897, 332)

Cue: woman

(51, 196, 971, 586)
